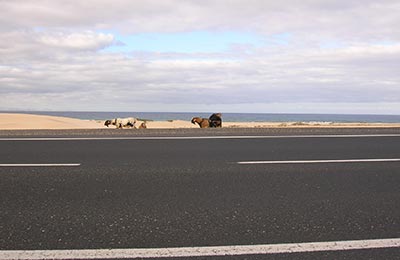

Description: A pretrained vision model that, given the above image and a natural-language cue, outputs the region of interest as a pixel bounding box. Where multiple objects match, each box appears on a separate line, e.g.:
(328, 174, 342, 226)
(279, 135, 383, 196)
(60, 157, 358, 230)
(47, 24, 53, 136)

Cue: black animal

(104, 119, 112, 127)
(209, 113, 222, 128)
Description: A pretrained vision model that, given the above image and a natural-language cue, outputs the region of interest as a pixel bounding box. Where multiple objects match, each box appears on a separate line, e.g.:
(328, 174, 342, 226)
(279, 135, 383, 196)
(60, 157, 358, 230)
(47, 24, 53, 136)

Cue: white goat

(111, 117, 137, 129)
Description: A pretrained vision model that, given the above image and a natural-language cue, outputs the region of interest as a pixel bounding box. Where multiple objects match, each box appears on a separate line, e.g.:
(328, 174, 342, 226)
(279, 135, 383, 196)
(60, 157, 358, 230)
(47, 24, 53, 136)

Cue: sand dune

(0, 113, 104, 130)
(1, 113, 400, 130)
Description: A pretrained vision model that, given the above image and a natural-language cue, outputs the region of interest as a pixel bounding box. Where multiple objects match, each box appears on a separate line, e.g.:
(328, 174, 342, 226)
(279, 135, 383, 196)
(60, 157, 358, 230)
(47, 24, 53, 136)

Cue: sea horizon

(2, 110, 400, 123)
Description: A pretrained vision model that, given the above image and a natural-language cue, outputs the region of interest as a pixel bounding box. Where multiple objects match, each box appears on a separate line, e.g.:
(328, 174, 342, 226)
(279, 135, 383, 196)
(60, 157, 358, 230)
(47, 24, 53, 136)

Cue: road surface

(0, 128, 399, 259)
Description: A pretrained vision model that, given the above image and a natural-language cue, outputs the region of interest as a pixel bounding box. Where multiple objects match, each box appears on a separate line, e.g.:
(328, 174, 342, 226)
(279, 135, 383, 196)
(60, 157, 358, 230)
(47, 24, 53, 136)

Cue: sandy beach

(1, 113, 400, 130)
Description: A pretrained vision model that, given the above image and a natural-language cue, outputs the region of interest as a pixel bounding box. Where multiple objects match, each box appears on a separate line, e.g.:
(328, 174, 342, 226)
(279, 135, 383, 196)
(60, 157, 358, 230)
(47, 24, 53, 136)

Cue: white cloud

(1, 1, 399, 39)
(0, 30, 114, 64)
(38, 31, 114, 50)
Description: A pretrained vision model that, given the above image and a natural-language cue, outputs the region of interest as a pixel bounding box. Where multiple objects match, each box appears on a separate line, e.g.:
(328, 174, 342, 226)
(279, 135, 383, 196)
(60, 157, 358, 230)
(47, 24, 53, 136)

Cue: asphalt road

(0, 128, 400, 259)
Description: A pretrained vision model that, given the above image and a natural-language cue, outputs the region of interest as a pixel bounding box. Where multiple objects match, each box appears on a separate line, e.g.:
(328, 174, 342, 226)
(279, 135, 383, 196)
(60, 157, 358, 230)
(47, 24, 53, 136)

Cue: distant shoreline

(2, 113, 400, 130)
(2, 111, 400, 123)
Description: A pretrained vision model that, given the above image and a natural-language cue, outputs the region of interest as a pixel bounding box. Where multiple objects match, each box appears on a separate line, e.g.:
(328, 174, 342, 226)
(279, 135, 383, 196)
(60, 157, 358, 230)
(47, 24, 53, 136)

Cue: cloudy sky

(1, 0, 400, 114)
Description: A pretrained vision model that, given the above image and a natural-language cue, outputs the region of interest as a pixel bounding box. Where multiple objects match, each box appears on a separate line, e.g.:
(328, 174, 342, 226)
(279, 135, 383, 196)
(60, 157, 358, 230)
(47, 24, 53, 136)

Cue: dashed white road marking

(0, 238, 399, 259)
(0, 163, 81, 167)
(237, 158, 400, 165)
(1, 134, 400, 141)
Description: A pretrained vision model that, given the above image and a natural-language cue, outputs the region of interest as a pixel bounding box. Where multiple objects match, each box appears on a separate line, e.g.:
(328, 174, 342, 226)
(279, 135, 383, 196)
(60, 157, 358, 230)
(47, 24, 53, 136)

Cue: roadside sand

(1, 113, 400, 130)
(0, 113, 104, 130)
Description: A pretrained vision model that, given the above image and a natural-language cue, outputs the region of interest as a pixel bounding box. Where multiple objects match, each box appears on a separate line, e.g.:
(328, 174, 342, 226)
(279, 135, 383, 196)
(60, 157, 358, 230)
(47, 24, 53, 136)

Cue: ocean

(3, 111, 400, 123)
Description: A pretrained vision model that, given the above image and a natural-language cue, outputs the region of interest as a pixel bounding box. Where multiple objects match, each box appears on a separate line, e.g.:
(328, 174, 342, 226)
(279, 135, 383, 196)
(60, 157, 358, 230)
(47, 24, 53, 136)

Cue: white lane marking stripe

(0, 163, 81, 167)
(1, 134, 400, 141)
(237, 158, 400, 164)
(1, 238, 399, 259)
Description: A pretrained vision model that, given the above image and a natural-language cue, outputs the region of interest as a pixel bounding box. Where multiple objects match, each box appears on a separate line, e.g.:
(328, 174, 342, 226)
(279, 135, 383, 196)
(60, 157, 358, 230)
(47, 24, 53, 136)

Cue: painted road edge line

(237, 158, 400, 165)
(0, 163, 81, 167)
(1, 238, 400, 259)
(1, 134, 400, 141)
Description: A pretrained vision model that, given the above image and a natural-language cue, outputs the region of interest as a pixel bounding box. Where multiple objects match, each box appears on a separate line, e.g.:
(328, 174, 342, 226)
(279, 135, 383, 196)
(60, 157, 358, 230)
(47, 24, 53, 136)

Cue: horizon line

(2, 110, 400, 116)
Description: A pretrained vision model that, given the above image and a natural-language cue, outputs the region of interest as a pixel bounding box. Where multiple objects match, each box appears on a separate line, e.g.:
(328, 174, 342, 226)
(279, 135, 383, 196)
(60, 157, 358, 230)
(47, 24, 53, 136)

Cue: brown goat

(191, 117, 210, 128)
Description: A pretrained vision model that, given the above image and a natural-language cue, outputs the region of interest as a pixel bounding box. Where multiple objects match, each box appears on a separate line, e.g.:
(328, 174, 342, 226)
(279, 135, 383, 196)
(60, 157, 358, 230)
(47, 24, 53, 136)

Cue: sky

(1, 0, 400, 114)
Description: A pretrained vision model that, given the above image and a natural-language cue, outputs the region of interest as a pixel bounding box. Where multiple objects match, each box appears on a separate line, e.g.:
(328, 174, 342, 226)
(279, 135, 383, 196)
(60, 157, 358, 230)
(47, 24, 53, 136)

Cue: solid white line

(237, 158, 400, 165)
(0, 163, 81, 167)
(1, 134, 400, 141)
(1, 238, 399, 259)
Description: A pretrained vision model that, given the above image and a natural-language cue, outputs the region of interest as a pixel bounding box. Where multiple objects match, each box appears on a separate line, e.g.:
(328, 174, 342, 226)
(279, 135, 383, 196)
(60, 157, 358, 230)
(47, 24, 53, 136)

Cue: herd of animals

(104, 113, 222, 129)
(104, 117, 145, 129)
(190, 113, 222, 128)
